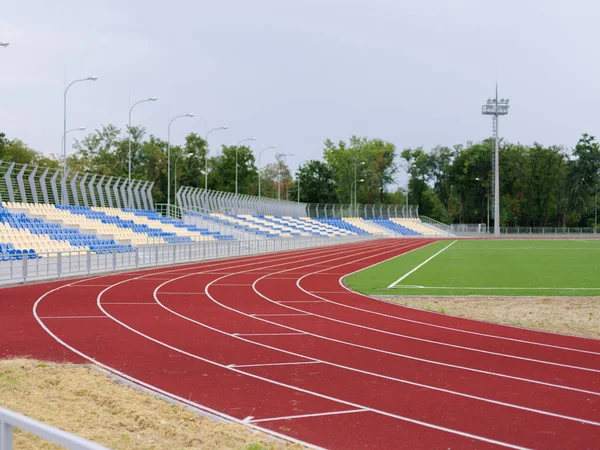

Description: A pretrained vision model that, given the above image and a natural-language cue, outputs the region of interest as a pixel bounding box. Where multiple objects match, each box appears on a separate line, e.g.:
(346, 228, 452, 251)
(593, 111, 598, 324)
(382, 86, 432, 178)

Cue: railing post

(155, 246, 159, 266)
(22, 256, 28, 283)
(87, 251, 92, 274)
(112, 250, 117, 273)
(57, 252, 62, 278)
(134, 248, 139, 268)
(1, 419, 13, 450)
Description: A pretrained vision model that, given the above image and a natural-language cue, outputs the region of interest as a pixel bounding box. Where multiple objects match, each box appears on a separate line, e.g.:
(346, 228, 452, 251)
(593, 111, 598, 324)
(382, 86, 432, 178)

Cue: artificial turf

(345, 239, 600, 296)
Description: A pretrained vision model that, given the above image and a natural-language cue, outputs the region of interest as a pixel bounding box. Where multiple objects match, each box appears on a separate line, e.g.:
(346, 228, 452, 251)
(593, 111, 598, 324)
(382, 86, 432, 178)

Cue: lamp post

(63, 76, 97, 204)
(174, 152, 194, 206)
(128, 97, 157, 181)
(353, 161, 366, 216)
(61, 127, 86, 158)
(351, 179, 365, 207)
(297, 160, 309, 203)
(257, 145, 276, 198)
(128, 97, 157, 207)
(236, 137, 256, 195)
(204, 126, 228, 191)
(167, 113, 194, 211)
(481, 85, 510, 236)
(275, 152, 295, 200)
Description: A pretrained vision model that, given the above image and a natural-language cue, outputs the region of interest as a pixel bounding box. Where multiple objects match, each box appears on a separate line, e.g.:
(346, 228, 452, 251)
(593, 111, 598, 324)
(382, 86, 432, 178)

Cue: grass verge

(380, 296, 600, 339)
(0, 359, 303, 450)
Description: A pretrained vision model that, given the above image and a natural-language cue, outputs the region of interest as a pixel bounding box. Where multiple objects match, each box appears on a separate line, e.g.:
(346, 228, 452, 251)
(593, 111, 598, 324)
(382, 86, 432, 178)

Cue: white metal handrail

(0, 406, 108, 450)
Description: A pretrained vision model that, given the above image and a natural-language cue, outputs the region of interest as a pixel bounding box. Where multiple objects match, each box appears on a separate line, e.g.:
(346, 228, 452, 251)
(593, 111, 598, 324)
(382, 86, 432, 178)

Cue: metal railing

(0, 406, 108, 450)
(0, 235, 376, 285)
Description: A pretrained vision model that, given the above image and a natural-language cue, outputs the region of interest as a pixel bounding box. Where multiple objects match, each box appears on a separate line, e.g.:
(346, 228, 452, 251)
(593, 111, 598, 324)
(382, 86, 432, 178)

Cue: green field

(346, 239, 600, 296)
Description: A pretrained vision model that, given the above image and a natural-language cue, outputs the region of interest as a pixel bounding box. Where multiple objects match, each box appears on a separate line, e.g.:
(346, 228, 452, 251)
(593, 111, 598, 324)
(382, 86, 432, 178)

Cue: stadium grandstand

(0, 161, 447, 283)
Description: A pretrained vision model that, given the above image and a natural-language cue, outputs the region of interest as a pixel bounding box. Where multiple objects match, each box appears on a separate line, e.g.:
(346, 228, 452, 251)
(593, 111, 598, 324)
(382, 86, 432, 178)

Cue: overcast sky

(2, 0, 599, 187)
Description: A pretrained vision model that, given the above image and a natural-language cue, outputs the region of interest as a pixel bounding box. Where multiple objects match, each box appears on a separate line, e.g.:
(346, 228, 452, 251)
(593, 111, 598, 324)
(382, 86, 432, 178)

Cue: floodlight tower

(481, 85, 509, 237)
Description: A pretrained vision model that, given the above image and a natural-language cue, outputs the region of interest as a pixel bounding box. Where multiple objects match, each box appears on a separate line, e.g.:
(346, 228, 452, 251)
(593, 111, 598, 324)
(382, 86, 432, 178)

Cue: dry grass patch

(381, 296, 600, 339)
(0, 359, 304, 450)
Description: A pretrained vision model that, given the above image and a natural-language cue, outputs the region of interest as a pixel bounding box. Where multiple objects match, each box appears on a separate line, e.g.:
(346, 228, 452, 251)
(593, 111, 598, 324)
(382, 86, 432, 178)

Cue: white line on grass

(387, 240, 457, 289)
(389, 286, 600, 291)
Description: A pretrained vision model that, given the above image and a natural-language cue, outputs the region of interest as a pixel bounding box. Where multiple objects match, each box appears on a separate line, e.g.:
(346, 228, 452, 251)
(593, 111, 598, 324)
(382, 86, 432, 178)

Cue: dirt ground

(380, 296, 600, 339)
(0, 359, 303, 450)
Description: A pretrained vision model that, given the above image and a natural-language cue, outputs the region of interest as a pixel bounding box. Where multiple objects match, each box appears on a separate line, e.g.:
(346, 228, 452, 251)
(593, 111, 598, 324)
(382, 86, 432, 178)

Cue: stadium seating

(0, 202, 236, 257)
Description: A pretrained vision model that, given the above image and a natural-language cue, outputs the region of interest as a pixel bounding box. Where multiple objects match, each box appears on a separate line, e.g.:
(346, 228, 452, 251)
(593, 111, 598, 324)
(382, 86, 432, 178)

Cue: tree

(0, 133, 59, 167)
(323, 136, 398, 204)
(208, 145, 257, 194)
(288, 160, 339, 203)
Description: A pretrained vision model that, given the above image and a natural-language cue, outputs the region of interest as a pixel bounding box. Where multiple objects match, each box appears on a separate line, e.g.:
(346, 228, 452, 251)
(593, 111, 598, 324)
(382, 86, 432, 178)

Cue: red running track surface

(2, 238, 600, 449)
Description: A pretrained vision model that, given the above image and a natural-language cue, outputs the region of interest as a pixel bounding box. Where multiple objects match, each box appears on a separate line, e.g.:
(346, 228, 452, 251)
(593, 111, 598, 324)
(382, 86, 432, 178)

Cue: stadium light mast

(481, 85, 509, 237)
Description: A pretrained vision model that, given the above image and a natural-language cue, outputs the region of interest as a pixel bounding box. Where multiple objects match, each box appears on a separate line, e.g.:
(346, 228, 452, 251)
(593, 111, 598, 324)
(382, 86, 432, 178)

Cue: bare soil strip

(0, 359, 303, 450)
(379, 296, 600, 339)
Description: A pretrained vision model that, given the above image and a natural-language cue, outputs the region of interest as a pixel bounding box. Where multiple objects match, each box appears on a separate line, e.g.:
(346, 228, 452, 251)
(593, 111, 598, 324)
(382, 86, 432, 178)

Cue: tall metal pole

(493, 92, 500, 237)
(63, 76, 97, 204)
(353, 161, 365, 217)
(204, 126, 228, 191)
(167, 114, 194, 212)
(257, 145, 276, 198)
(128, 97, 157, 207)
(235, 137, 256, 196)
(482, 85, 509, 237)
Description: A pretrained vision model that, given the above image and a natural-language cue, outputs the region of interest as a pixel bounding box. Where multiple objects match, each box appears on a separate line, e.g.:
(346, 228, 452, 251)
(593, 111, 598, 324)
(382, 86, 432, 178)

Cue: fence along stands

(0, 161, 154, 210)
(177, 186, 419, 219)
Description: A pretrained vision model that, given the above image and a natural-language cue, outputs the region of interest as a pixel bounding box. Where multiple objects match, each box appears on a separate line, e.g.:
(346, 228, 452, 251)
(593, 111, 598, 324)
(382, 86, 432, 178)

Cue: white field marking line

(229, 361, 322, 368)
(238, 251, 600, 414)
(390, 286, 600, 291)
(276, 301, 326, 304)
(234, 333, 306, 336)
(250, 408, 368, 424)
(249, 247, 600, 396)
(242, 416, 254, 423)
(102, 303, 159, 305)
(268, 245, 600, 374)
(157, 292, 207, 295)
(212, 283, 254, 286)
(252, 314, 310, 317)
(38, 316, 109, 319)
(387, 240, 457, 289)
(31, 288, 322, 450)
(185, 240, 600, 422)
(92, 257, 530, 449)
(32, 243, 384, 450)
(336, 257, 600, 356)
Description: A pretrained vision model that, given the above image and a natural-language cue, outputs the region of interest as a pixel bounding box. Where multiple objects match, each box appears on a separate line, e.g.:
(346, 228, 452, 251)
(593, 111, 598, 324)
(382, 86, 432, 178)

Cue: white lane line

(234, 333, 307, 337)
(250, 408, 368, 423)
(230, 361, 321, 368)
(157, 292, 207, 295)
(93, 265, 532, 449)
(242, 416, 254, 423)
(388, 240, 457, 289)
(67, 284, 112, 287)
(252, 314, 310, 317)
(276, 301, 326, 304)
(33, 244, 379, 450)
(337, 262, 600, 356)
(389, 285, 600, 291)
(176, 240, 600, 424)
(32, 289, 322, 450)
(102, 303, 159, 305)
(212, 283, 253, 286)
(38, 316, 108, 319)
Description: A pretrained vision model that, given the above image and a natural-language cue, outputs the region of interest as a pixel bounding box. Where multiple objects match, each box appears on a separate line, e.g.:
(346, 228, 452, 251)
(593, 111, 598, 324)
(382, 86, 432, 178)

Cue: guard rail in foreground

(0, 235, 376, 285)
(0, 406, 108, 450)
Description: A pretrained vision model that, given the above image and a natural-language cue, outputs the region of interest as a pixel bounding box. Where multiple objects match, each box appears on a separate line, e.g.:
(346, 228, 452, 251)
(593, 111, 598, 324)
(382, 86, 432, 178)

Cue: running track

(2, 238, 600, 449)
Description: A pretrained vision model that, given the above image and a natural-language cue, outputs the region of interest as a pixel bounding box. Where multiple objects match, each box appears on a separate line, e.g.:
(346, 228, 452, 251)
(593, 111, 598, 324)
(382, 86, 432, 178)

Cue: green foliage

(288, 160, 339, 203)
(324, 136, 397, 204)
(209, 145, 258, 194)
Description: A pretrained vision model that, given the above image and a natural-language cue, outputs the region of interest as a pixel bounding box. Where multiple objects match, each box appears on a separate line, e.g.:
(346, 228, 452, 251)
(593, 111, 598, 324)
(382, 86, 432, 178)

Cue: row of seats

(1, 204, 132, 255)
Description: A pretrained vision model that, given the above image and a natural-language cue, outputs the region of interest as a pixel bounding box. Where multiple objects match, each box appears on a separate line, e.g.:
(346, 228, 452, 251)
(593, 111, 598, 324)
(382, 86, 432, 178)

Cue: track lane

(28, 238, 600, 449)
